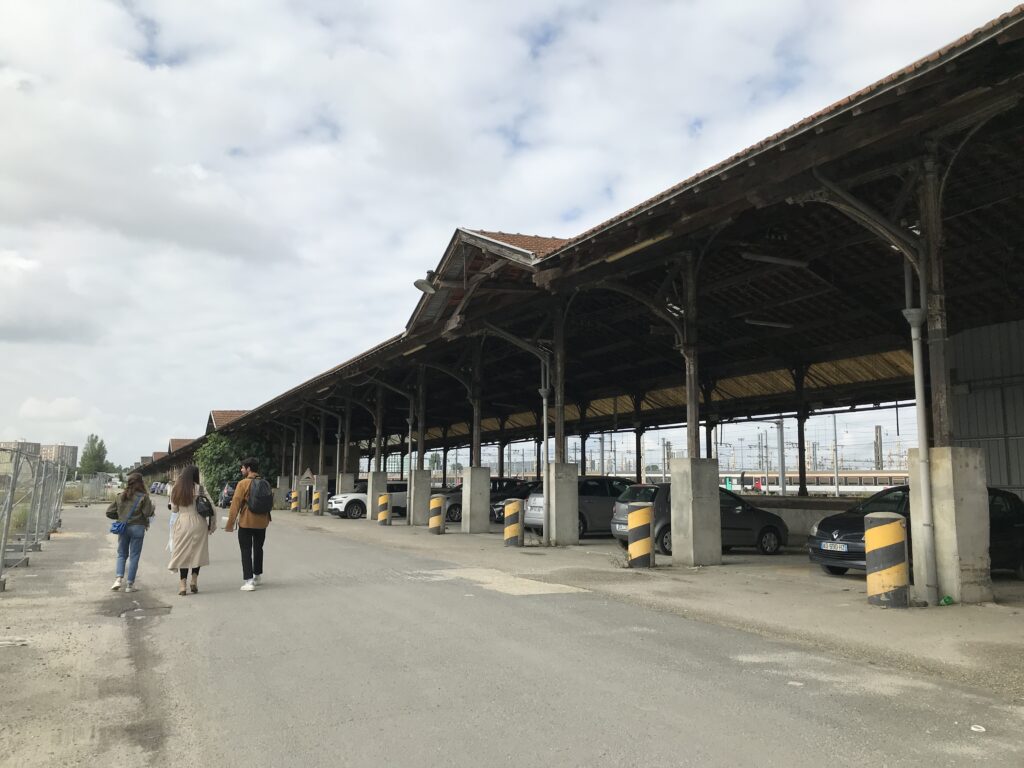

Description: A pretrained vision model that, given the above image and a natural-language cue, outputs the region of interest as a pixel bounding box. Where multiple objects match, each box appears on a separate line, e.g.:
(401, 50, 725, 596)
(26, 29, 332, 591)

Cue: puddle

(101, 598, 172, 619)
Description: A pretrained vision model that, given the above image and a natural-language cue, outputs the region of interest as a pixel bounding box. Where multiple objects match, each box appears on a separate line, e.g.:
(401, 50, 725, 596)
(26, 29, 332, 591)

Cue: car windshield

(619, 485, 659, 503)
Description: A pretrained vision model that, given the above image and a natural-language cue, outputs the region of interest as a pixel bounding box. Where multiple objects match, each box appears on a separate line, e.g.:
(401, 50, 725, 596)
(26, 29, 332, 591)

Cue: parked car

(492, 480, 543, 523)
(609, 483, 789, 556)
(523, 476, 634, 538)
(328, 481, 409, 519)
(807, 484, 1024, 577)
(218, 482, 237, 508)
(149, 481, 160, 494)
(433, 477, 533, 523)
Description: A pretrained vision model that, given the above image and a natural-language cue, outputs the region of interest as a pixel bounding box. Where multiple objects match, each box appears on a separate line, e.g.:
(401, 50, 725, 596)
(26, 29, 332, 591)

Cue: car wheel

(447, 504, 462, 522)
(578, 515, 587, 539)
(757, 527, 781, 555)
(822, 565, 848, 576)
(346, 500, 365, 519)
(655, 526, 672, 556)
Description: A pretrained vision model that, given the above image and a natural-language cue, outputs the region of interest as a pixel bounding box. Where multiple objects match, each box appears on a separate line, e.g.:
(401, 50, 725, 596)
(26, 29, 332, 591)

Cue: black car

(218, 482, 237, 508)
(491, 480, 542, 523)
(610, 483, 789, 556)
(807, 484, 1024, 577)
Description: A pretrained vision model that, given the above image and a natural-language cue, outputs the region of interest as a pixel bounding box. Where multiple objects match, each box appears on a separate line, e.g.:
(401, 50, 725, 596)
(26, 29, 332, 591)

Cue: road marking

(412, 568, 587, 596)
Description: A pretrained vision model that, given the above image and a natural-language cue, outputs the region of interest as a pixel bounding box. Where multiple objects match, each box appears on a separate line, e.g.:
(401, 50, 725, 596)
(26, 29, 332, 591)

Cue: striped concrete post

(503, 500, 522, 547)
(312, 490, 321, 516)
(865, 511, 909, 608)
(627, 502, 655, 568)
(290, 490, 299, 512)
(377, 493, 391, 526)
(429, 496, 444, 535)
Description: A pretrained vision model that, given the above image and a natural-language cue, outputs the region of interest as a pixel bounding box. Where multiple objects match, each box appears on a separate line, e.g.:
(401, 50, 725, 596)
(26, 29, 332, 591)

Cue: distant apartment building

(41, 443, 79, 468)
(0, 441, 41, 455)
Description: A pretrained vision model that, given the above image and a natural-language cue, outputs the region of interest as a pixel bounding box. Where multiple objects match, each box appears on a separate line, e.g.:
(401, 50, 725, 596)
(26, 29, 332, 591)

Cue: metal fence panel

(0, 448, 70, 591)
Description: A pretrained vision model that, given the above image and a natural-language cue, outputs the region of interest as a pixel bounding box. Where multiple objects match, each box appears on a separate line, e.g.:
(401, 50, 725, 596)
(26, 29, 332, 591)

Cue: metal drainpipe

(904, 257, 938, 606)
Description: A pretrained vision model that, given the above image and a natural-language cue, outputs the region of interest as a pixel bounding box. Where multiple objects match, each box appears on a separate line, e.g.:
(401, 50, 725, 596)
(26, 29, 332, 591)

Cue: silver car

(432, 477, 532, 522)
(523, 476, 633, 538)
(610, 483, 789, 556)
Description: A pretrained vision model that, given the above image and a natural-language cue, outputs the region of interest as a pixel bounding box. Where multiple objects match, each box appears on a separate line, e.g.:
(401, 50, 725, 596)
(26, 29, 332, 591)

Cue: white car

(327, 481, 407, 519)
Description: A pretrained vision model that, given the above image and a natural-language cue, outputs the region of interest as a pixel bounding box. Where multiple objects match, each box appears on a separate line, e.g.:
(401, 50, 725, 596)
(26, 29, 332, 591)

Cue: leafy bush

(193, 434, 275, 500)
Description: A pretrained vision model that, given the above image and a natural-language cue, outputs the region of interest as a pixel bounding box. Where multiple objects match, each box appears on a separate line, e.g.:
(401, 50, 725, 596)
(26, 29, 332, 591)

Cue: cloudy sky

(0, 0, 1015, 466)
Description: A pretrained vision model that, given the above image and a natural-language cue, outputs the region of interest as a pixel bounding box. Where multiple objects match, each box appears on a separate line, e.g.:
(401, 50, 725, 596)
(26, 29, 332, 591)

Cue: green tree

(194, 433, 275, 497)
(428, 452, 442, 470)
(79, 433, 108, 475)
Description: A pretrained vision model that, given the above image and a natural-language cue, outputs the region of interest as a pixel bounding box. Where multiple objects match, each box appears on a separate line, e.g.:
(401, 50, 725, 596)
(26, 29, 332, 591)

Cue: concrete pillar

(273, 480, 290, 511)
(669, 457, 721, 566)
(313, 475, 328, 516)
(336, 473, 356, 494)
(497, 441, 506, 478)
(461, 467, 491, 533)
(441, 445, 449, 487)
(535, 439, 542, 479)
(908, 447, 992, 604)
(409, 469, 431, 526)
(579, 434, 588, 476)
(367, 471, 387, 525)
(548, 462, 579, 546)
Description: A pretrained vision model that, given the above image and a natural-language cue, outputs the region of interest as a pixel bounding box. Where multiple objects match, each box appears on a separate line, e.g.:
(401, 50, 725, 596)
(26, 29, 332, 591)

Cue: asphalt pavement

(2, 504, 1023, 767)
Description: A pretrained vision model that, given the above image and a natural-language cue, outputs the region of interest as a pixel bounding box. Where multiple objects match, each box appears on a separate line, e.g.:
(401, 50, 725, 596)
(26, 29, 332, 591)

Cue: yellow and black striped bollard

(429, 496, 444, 535)
(865, 511, 909, 608)
(312, 490, 321, 516)
(290, 490, 299, 512)
(627, 503, 655, 568)
(377, 493, 391, 526)
(504, 500, 522, 547)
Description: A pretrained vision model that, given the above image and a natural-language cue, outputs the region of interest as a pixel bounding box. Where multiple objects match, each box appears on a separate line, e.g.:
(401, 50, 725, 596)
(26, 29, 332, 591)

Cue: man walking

(225, 457, 274, 591)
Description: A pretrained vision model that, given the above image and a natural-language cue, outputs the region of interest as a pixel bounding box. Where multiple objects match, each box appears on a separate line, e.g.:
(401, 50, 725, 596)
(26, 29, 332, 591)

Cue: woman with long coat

(167, 465, 215, 596)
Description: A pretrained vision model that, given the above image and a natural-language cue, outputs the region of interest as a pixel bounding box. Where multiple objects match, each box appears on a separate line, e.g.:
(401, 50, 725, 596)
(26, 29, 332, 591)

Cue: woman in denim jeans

(106, 473, 155, 593)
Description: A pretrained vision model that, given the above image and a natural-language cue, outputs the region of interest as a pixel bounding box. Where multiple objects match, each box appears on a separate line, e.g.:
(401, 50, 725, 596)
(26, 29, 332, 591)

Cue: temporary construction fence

(0, 448, 69, 592)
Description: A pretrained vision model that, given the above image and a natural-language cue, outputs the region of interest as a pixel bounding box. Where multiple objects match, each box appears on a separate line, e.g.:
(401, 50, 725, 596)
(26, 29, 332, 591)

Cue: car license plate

(820, 542, 848, 552)
(614, 523, 627, 532)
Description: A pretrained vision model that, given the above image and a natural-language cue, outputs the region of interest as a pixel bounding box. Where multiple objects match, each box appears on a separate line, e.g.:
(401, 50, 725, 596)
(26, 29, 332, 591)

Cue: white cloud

(0, 0, 1014, 464)
(18, 396, 90, 422)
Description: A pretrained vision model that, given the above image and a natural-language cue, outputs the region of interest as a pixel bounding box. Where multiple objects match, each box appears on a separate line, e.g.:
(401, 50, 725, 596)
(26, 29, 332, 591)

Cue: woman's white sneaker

(253, 575, 262, 586)
(123, 583, 136, 593)
(110, 577, 123, 591)
(240, 580, 256, 591)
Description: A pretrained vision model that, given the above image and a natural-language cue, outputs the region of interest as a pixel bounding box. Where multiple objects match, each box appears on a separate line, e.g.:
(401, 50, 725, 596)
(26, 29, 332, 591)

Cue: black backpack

(247, 477, 274, 514)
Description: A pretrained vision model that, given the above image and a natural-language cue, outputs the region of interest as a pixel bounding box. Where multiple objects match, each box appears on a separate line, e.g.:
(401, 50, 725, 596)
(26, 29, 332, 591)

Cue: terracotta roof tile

(210, 410, 248, 429)
(168, 438, 194, 453)
(471, 230, 569, 258)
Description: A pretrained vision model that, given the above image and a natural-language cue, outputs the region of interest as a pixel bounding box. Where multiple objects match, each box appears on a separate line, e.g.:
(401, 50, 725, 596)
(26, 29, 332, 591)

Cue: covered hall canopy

(145, 8, 1024, 478)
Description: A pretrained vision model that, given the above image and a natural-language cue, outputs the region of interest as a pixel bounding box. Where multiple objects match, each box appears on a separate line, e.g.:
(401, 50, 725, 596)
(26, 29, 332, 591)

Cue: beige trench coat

(167, 484, 215, 571)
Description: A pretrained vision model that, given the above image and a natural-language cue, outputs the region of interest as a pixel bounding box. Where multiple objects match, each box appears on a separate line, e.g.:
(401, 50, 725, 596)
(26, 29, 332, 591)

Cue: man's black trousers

(238, 527, 266, 581)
